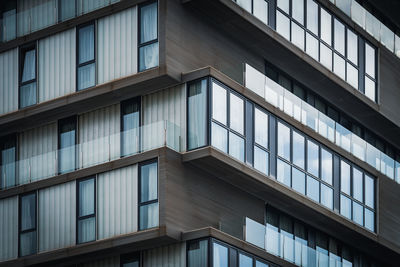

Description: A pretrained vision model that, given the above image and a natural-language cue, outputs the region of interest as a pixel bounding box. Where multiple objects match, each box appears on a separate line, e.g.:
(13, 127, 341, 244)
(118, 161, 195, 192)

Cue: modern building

(0, 0, 400, 266)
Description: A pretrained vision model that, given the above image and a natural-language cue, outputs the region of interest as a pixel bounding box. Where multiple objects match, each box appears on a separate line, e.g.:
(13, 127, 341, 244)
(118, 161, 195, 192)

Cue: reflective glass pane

(277, 159, 291, 187)
(353, 168, 363, 202)
(306, 32, 319, 60)
(254, 0, 268, 25)
(340, 160, 351, 195)
(229, 132, 245, 162)
(140, 2, 158, 43)
(212, 83, 227, 125)
(277, 0, 289, 14)
(352, 201, 363, 226)
(292, 131, 305, 169)
(277, 122, 290, 161)
(2, 8, 16, 42)
(20, 231, 36, 256)
(77, 63, 95, 90)
(237, 0, 252, 13)
(320, 43, 332, 70)
(292, 167, 306, 195)
(1, 144, 16, 188)
(78, 24, 94, 64)
(78, 217, 95, 243)
(292, 0, 304, 25)
(306, 0, 318, 35)
(365, 43, 375, 78)
(212, 122, 228, 153)
(256, 260, 269, 267)
(254, 146, 269, 175)
(59, 122, 76, 174)
(79, 179, 95, 217)
(307, 140, 319, 177)
(334, 19, 345, 55)
(140, 202, 159, 230)
(320, 8, 332, 45)
(122, 99, 140, 156)
(20, 82, 37, 108)
(188, 240, 208, 267)
(140, 162, 158, 202)
(254, 108, 268, 148)
(188, 79, 208, 150)
(364, 76, 375, 102)
(22, 49, 36, 82)
(336, 0, 351, 16)
(139, 42, 159, 71)
(21, 193, 36, 231)
(340, 194, 351, 219)
(321, 148, 332, 185)
(321, 184, 333, 209)
(333, 53, 346, 80)
(346, 63, 358, 89)
(60, 0, 76, 21)
(277, 11, 290, 40)
(230, 93, 244, 134)
(347, 29, 358, 65)
(365, 208, 374, 232)
(307, 175, 319, 202)
(213, 243, 228, 267)
(239, 254, 253, 267)
(364, 175, 374, 209)
(291, 22, 305, 50)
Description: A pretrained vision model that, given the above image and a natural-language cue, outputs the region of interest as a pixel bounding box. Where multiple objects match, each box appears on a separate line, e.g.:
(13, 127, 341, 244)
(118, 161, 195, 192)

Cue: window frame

(19, 42, 37, 109)
(0, 134, 17, 190)
(76, 176, 97, 244)
(57, 116, 77, 175)
(76, 21, 96, 91)
(18, 191, 37, 257)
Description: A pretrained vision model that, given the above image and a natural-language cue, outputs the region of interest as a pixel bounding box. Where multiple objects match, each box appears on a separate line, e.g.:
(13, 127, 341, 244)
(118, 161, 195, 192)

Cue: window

(0, 1, 16, 42)
(253, 0, 268, 25)
(77, 177, 96, 244)
(277, 122, 290, 161)
(19, 44, 37, 108)
(213, 242, 228, 267)
(0, 135, 16, 189)
(121, 253, 140, 267)
(292, 130, 305, 169)
(292, 0, 304, 25)
(188, 79, 208, 150)
(121, 97, 141, 156)
(188, 239, 208, 267)
(77, 23, 95, 91)
(59, 0, 76, 22)
(364, 43, 376, 101)
(237, 0, 252, 13)
(19, 192, 37, 256)
(58, 116, 77, 174)
(254, 107, 269, 175)
(320, 8, 332, 45)
(307, 140, 319, 177)
(139, 160, 158, 230)
(239, 253, 253, 266)
(139, 1, 158, 71)
(306, 0, 318, 35)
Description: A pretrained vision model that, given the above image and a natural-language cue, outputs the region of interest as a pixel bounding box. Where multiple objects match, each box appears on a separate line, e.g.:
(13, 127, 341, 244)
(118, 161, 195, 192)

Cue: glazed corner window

(139, 160, 159, 230)
(77, 23, 95, 91)
(121, 97, 141, 156)
(77, 177, 96, 244)
(58, 116, 77, 174)
(19, 44, 37, 108)
(0, 135, 16, 189)
(254, 107, 269, 175)
(121, 253, 140, 267)
(139, 1, 158, 71)
(0, 0, 17, 42)
(188, 239, 208, 267)
(19, 192, 37, 257)
(188, 79, 208, 150)
(59, 0, 76, 22)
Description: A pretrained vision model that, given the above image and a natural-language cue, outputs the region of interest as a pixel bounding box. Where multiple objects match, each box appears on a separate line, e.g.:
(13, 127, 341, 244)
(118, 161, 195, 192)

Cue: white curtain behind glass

(188, 80, 207, 150)
(79, 179, 94, 216)
(21, 194, 35, 231)
(140, 2, 157, 43)
(122, 110, 139, 156)
(1, 147, 16, 188)
(79, 25, 94, 64)
(22, 50, 35, 82)
(141, 163, 157, 202)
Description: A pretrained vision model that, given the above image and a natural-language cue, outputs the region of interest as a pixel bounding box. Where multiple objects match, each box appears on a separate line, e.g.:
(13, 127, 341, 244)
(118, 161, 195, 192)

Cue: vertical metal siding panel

(98, 164, 138, 240)
(143, 243, 186, 267)
(39, 28, 76, 103)
(18, 123, 57, 184)
(97, 6, 137, 85)
(81, 256, 120, 267)
(142, 85, 187, 152)
(0, 48, 18, 115)
(38, 181, 76, 252)
(79, 104, 120, 168)
(0, 196, 18, 262)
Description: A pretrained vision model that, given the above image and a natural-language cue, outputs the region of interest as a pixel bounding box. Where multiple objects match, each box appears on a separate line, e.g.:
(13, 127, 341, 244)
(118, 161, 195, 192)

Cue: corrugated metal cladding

(143, 243, 186, 267)
(18, 122, 57, 184)
(38, 181, 76, 252)
(0, 196, 18, 262)
(80, 256, 119, 267)
(17, 0, 57, 36)
(77, 0, 120, 16)
(0, 48, 18, 116)
(39, 28, 76, 103)
(97, 164, 138, 240)
(142, 84, 187, 152)
(79, 104, 120, 168)
(97, 6, 137, 85)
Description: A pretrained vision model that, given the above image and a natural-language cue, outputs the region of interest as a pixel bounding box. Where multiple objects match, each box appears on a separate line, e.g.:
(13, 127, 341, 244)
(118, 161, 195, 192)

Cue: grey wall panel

(18, 122, 57, 184)
(97, 164, 138, 240)
(17, 0, 57, 36)
(142, 84, 187, 152)
(77, 0, 120, 16)
(0, 196, 18, 262)
(79, 104, 120, 168)
(38, 181, 76, 252)
(143, 242, 186, 267)
(0, 48, 18, 116)
(39, 28, 76, 103)
(80, 256, 119, 267)
(97, 6, 137, 85)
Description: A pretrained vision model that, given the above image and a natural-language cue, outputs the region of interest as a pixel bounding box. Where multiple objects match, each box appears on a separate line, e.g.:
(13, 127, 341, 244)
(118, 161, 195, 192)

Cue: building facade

(0, 0, 400, 266)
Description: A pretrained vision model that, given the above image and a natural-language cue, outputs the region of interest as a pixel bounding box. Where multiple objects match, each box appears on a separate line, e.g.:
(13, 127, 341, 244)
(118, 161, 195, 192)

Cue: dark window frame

(76, 21, 96, 91)
(19, 42, 38, 109)
(57, 116, 77, 175)
(76, 176, 97, 244)
(138, 158, 159, 231)
(138, 0, 159, 72)
(121, 96, 142, 156)
(18, 191, 37, 257)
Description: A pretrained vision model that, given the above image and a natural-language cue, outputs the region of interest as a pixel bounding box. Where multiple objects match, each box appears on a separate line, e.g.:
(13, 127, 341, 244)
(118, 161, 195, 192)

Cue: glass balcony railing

(245, 63, 400, 183)
(0, 120, 181, 190)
